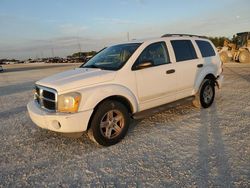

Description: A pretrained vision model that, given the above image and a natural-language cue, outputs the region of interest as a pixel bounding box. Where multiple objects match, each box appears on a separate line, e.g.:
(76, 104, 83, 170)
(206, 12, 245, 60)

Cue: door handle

(166, 69, 175, 74)
(197, 64, 203, 68)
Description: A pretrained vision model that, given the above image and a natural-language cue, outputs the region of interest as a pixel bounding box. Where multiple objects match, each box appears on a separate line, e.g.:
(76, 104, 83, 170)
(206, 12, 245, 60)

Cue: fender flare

(193, 68, 216, 94)
(78, 84, 139, 113)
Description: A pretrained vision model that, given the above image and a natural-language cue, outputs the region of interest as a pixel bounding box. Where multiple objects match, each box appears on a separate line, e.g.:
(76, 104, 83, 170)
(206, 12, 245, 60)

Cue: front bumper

(27, 101, 93, 133)
(216, 75, 224, 89)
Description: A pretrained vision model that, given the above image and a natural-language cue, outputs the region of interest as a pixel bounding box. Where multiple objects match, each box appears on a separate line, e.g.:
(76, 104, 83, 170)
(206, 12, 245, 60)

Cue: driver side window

(133, 42, 170, 70)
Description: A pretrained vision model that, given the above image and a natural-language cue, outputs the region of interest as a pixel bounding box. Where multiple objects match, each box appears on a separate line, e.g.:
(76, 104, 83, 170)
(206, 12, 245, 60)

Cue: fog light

(51, 120, 61, 130)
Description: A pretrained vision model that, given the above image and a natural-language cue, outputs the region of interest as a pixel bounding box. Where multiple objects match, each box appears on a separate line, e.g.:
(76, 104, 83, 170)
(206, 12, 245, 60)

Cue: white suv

(27, 34, 223, 146)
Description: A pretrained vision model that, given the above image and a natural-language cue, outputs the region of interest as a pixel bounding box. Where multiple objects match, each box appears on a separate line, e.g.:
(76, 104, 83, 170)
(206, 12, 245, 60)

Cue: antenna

(127, 32, 130, 41)
(40, 51, 44, 59)
(77, 36, 82, 52)
(77, 36, 82, 61)
(51, 47, 55, 57)
(50, 40, 55, 57)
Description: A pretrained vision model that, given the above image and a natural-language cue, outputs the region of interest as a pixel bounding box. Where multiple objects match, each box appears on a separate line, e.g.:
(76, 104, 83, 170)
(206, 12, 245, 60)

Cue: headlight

(58, 92, 81, 113)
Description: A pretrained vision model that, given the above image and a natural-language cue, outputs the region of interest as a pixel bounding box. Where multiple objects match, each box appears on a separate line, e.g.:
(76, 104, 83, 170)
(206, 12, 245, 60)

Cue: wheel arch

(204, 73, 216, 82)
(86, 95, 134, 130)
(96, 95, 134, 113)
(78, 84, 138, 111)
(193, 72, 216, 94)
(240, 47, 250, 52)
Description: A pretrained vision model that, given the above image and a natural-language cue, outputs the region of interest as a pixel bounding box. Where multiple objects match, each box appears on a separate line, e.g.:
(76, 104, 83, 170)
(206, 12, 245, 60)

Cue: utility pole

(50, 40, 55, 57)
(77, 36, 82, 61)
(127, 32, 130, 41)
(51, 47, 55, 57)
(40, 51, 44, 59)
(77, 37, 82, 52)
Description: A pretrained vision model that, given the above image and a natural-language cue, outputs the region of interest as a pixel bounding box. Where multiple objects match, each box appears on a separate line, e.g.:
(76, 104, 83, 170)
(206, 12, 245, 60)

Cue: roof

(113, 34, 209, 46)
(161, 33, 208, 39)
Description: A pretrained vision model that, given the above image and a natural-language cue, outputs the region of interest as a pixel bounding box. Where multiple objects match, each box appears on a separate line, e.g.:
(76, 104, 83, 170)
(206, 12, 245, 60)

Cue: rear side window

(196, 40, 216, 57)
(171, 40, 197, 62)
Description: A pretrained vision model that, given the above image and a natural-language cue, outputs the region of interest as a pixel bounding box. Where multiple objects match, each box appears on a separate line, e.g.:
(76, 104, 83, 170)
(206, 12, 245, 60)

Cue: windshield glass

(81, 43, 141, 70)
(237, 35, 243, 47)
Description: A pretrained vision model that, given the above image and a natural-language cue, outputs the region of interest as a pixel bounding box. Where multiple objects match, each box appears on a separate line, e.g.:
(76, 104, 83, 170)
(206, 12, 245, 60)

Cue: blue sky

(0, 0, 249, 59)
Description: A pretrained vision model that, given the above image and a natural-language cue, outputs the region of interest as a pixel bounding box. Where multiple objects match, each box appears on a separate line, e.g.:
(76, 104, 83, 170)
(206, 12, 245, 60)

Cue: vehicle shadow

(0, 81, 34, 96)
(226, 67, 250, 83)
(197, 102, 234, 187)
(128, 97, 196, 133)
(28, 125, 101, 156)
(0, 106, 27, 119)
(27, 100, 195, 156)
(1, 64, 76, 73)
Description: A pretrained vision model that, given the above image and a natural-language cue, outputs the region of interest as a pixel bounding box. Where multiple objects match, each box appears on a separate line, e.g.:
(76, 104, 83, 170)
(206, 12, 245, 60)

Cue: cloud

(0, 35, 125, 59)
(136, 0, 146, 4)
(44, 19, 58, 23)
(94, 18, 136, 25)
(120, 0, 146, 5)
(59, 24, 88, 35)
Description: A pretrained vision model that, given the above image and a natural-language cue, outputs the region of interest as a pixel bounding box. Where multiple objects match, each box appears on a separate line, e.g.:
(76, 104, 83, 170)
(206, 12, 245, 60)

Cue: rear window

(196, 40, 215, 57)
(171, 40, 197, 62)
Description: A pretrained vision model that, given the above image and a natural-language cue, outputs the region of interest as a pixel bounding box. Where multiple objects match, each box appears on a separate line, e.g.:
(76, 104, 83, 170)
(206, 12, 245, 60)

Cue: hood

(36, 68, 116, 92)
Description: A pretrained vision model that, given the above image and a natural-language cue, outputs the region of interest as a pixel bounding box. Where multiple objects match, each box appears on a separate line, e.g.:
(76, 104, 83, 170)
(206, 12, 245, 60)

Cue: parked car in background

(0, 65, 3, 72)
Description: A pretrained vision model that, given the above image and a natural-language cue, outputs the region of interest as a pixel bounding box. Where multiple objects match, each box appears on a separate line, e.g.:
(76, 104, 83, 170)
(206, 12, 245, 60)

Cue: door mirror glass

(136, 60, 153, 69)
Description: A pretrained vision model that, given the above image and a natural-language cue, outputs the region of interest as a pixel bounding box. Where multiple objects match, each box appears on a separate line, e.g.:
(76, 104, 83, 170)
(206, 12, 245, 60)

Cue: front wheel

(87, 100, 130, 146)
(193, 79, 215, 108)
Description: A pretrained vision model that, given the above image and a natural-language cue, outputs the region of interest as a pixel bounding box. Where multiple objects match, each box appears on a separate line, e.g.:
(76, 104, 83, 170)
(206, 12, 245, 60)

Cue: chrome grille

(34, 85, 57, 112)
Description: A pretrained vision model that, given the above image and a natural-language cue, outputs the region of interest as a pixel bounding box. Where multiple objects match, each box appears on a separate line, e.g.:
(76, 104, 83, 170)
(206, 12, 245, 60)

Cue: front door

(133, 42, 179, 111)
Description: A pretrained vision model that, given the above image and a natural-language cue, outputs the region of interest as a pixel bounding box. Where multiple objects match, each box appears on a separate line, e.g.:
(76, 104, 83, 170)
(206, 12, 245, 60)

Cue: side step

(132, 96, 195, 120)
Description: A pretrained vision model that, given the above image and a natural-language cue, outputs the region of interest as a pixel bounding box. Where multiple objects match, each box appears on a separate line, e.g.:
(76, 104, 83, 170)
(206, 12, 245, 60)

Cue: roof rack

(161, 34, 207, 39)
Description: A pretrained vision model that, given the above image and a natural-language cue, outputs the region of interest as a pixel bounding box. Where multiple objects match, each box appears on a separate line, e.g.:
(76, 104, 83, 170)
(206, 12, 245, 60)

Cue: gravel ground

(0, 63, 249, 187)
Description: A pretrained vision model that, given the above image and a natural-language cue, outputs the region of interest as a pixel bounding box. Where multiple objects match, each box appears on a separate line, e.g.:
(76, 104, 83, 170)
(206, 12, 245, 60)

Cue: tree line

(70, 51, 97, 58)
(207, 36, 229, 47)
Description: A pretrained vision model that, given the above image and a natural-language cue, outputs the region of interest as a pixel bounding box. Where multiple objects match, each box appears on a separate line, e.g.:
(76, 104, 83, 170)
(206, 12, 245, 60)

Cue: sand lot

(0, 63, 249, 187)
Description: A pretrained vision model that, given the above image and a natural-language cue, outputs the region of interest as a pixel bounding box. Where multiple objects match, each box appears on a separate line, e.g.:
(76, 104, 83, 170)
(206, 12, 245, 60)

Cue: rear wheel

(193, 79, 215, 108)
(87, 100, 130, 146)
(239, 50, 250, 63)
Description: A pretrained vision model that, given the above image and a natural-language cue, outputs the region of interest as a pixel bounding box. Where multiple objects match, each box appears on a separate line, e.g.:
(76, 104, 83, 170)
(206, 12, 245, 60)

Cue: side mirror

(136, 60, 153, 70)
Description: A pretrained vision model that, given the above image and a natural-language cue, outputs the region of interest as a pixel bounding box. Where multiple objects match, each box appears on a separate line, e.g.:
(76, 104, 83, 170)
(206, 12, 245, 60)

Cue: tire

(239, 50, 250, 63)
(87, 100, 130, 146)
(193, 79, 215, 108)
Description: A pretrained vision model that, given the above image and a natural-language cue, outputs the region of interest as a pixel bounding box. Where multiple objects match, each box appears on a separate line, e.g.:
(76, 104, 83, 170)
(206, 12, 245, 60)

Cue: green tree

(207, 36, 229, 47)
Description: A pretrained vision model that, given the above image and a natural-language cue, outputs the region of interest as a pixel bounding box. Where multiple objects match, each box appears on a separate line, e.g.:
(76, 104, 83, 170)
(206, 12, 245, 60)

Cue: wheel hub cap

(203, 85, 213, 104)
(100, 110, 124, 139)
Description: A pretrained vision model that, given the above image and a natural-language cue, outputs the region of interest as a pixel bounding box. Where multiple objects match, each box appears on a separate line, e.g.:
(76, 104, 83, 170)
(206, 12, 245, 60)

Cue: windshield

(81, 43, 141, 70)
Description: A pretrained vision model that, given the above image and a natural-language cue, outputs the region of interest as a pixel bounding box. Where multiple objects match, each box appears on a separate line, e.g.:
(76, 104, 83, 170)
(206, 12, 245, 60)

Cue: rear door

(195, 39, 217, 73)
(170, 39, 200, 96)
